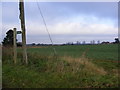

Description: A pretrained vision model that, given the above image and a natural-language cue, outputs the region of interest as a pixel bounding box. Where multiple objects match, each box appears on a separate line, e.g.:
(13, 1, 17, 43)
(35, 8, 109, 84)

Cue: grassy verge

(2, 44, 119, 88)
(3, 53, 119, 88)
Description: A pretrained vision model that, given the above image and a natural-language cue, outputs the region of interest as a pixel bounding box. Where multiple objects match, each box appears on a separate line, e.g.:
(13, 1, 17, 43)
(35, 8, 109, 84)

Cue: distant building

(76, 41, 81, 45)
(97, 40, 100, 44)
(82, 41, 86, 44)
(90, 40, 95, 44)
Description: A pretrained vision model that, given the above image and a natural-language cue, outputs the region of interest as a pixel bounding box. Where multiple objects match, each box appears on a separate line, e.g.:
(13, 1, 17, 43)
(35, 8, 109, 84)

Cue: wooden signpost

(13, 28, 17, 64)
(13, 29, 22, 64)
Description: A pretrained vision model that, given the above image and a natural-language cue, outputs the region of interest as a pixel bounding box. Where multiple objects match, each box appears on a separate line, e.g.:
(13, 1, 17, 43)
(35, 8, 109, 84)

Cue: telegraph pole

(19, 0, 28, 64)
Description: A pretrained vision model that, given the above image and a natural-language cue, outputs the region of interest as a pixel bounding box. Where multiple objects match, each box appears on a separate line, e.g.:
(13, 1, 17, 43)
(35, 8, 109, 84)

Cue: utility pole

(19, 0, 28, 64)
(13, 28, 17, 64)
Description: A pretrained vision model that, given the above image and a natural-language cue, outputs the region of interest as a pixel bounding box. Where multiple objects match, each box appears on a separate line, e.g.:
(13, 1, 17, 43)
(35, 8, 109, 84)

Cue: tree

(114, 38, 119, 44)
(32, 43, 36, 46)
(2, 29, 16, 47)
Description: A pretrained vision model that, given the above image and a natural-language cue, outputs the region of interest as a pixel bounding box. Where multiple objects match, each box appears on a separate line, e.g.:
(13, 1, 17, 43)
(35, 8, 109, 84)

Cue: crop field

(2, 44, 119, 88)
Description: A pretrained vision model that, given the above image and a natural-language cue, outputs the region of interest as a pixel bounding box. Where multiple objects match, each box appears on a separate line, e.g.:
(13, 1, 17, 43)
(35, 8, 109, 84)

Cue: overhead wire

(36, 1, 57, 55)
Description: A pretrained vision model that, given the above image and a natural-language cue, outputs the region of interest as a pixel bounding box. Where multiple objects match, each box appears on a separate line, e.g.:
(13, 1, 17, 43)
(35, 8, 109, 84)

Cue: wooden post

(13, 28, 17, 64)
(19, 0, 28, 64)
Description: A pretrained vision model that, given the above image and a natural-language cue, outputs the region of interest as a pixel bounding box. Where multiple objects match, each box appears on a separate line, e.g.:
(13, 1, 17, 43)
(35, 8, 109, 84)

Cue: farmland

(2, 44, 119, 88)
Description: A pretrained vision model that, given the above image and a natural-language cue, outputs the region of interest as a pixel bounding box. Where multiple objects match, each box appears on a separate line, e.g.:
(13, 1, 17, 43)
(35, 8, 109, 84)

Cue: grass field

(2, 44, 119, 88)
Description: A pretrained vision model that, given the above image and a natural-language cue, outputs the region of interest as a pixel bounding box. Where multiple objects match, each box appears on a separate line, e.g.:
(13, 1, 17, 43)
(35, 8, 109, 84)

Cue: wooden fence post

(13, 28, 17, 64)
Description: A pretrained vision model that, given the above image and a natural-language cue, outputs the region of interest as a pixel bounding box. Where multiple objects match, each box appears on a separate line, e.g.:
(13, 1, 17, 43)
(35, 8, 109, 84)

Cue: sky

(1, 1, 118, 44)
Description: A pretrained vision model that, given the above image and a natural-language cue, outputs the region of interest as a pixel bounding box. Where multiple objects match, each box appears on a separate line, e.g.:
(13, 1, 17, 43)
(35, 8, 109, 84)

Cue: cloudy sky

(1, 1, 118, 44)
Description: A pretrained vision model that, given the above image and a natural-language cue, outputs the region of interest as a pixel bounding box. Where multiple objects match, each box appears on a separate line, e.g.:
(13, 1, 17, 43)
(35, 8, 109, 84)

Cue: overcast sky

(1, 2, 118, 44)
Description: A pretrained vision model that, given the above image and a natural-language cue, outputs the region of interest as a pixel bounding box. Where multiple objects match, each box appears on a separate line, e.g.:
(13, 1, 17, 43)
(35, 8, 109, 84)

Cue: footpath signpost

(13, 28, 22, 64)
(13, 28, 17, 64)
(17, 31, 22, 34)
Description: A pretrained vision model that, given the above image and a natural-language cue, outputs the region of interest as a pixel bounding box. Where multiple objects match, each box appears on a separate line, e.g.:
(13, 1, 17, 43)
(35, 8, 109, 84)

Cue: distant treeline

(22, 38, 119, 47)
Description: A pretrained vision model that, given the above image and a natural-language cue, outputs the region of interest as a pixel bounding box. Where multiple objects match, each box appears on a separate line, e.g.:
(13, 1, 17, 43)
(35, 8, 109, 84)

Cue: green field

(2, 44, 119, 88)
(26, 44, 118, 60)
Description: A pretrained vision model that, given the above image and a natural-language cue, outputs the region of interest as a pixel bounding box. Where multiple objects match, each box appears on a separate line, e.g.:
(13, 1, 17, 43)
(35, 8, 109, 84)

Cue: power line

(36, 1, 57, 55)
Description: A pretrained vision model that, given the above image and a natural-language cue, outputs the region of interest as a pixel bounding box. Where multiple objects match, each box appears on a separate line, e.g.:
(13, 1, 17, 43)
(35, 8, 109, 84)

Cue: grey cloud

(24, 2, 118, 25)
(2, 2, 117, 24)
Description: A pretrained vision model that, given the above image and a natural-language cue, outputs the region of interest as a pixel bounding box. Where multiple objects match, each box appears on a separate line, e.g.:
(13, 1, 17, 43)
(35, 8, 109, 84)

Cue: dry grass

(44, 54, 107, 76)
(63, 57, 106, 75)
(112, 69, 119, 77)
